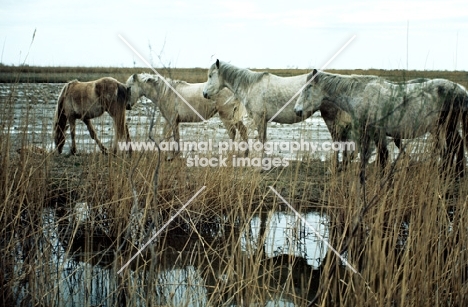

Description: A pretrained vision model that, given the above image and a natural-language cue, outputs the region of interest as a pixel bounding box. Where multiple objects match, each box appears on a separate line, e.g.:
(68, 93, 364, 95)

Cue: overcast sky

(1, 0, 467, 70)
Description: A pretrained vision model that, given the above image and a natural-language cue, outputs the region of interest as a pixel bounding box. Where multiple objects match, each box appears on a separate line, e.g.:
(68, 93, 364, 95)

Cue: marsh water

(0, 83, 427, 160)
(1, 83, 428, 306)
(29, 207, 328, 306)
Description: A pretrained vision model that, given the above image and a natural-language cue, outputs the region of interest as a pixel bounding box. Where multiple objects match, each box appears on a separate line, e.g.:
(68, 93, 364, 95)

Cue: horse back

(94, 77, 118, 103)
(63, 78, 123, 117)
(66, 80, 95, 104)
(94, 77, 129, 108)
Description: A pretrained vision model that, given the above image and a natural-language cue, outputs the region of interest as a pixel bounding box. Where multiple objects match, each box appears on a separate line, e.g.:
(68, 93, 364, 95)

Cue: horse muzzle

(203, 92, 210, 99)
(294, 108, 303, 117)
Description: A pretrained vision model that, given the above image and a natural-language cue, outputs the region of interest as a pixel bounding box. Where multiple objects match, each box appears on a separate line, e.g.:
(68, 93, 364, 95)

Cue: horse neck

(219, 63, 265, 100)
(318, 73, 374, 110)
(141, 79, 171, 106)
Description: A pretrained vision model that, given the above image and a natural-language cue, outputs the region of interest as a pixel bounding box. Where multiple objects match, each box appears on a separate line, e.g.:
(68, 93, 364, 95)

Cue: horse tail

(53, 83, 69, 153)
(113, 82, 132, 150)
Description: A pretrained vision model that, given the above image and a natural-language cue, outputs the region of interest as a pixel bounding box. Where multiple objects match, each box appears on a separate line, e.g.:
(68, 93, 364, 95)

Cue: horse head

(125, 85, 132, 110)
(294, 69, 323, 117)
(126, 73, 151, 108)
(203, 59, 223, 99)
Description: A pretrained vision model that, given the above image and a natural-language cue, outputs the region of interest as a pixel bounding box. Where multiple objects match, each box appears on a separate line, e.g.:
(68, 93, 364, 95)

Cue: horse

(294, 69, 468, 181)
(321, 78, 436, 168)
(202, 59, 388, 166)
(53, 77, 132, 155)
(126, 73, 248, 153)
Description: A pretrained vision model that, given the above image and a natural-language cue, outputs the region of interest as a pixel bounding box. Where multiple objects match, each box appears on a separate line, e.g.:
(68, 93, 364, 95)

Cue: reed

(1, 68, 467, 306)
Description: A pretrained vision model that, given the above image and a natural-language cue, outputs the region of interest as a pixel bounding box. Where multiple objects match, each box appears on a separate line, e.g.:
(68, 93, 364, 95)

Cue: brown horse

(53, 77, 132, 155)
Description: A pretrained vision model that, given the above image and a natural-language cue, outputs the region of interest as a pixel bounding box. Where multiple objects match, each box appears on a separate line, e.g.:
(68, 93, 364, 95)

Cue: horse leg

(112, 109, 131, 155)
(257, 118, 267, 145)
(125, 124, 132, 154)
(338, 124, 354, 171)
(118, 121, 132, 156)
(174, 119, 180, 153)
(437, 110, 464, 177)
(162, 122, 172, 140)
(393, 138, 402, 151)
(445, 123, 464, 177)
(56, 117, 68, 154)
(453, 131, 465, 177)
(327, 122, 341, 172)
(54, 114, 68, 154)
(165, 114, 180, 146)
(83, 118, 108, 154)
(236, 121, 249, 157)
(69, 117, 77, 155)
(460, 110, 468, 176)
(359, 129, 371, 185)
(220, 118, 250, 157)
(115, 121, 131, 155)
(375, 133, 389, 169)
(165, 120, 181, 160)
(220, 119, 237, 140)
(236, 121, 248, 142)
(462, 111, 468, 153)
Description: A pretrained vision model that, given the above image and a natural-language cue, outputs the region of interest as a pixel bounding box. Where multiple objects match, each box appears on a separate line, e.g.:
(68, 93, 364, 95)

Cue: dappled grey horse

(295, 69, 468, 181)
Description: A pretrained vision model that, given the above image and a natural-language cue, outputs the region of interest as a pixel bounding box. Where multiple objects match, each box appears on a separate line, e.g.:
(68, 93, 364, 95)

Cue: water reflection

(13, 206, 327, 306)
(245, 211, 328, 268)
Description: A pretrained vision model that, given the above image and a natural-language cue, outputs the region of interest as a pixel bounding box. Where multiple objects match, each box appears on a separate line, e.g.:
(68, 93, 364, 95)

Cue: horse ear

(133, 74, 137, 81)
(312, 69, 319, 83)
(216, 59, 220, 69)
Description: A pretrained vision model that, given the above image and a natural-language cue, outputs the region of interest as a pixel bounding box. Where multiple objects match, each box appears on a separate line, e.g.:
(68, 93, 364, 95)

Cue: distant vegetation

(1, 64, 468, 87)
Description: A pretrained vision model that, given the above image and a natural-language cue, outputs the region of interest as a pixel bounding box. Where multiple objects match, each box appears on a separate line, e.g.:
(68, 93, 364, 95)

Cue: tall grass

(313, 154, 468, 306)
(1, 68, 468, 306)
(0, 78, 325, 306)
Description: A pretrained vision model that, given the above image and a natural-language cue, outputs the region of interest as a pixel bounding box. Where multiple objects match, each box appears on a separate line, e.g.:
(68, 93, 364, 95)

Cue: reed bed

(1, 68, 468, 306)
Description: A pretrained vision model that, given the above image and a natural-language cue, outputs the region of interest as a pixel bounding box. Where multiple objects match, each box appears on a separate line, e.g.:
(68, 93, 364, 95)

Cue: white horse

(202, 59, 391, 165)
(294, 69, 468, 180)
(127, 73, 248, 152)
(203, 59, 314, 142)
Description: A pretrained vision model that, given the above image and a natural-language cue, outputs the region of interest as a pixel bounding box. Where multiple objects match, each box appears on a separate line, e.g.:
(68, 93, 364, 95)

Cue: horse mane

(215, 61, 268, 91)
(138, 73, 188, 85)
(137, 73, 190, 98)
(315, 71, 381, 97)
(138, 73, 157, 83)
